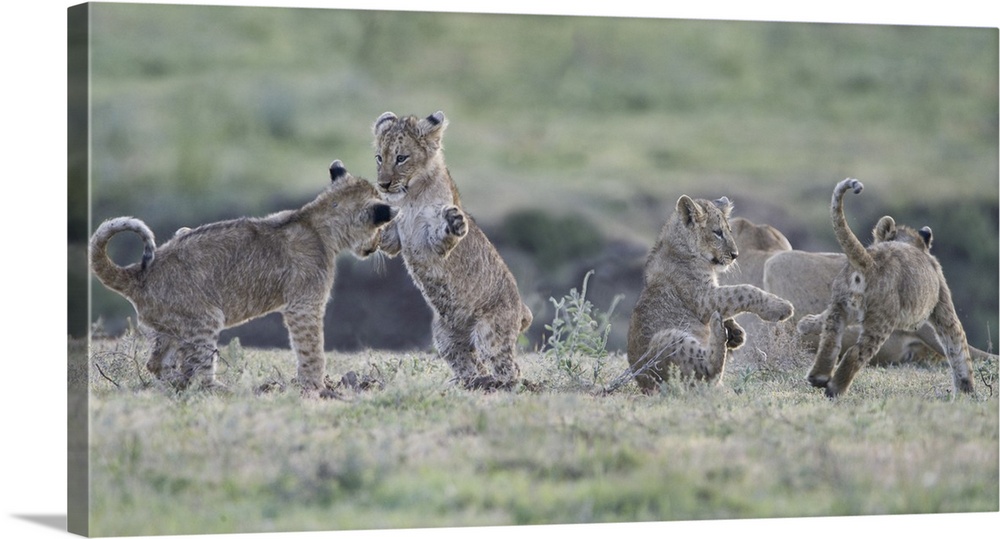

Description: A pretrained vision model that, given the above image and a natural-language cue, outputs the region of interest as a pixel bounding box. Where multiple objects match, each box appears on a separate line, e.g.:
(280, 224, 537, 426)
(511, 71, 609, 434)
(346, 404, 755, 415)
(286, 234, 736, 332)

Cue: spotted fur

(627, 196, 794, 392)
(89, 161, 396, 396)
(805, 178, 974, 398)
(372, 111, 532, 390)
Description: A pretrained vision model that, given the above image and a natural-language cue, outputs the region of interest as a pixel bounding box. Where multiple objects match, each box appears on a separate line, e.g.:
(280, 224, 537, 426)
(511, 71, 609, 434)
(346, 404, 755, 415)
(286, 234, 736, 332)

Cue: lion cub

(90, 161, 397, 396)
(372, 110, 532, 390)
(627, 195, 794, 393)
(805, 178, 975, 398)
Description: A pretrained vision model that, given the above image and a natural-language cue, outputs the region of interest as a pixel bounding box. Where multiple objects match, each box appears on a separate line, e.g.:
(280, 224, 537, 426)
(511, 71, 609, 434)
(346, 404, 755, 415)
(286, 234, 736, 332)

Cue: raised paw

(442, 205, 468, 238)
(723, 318, 745, 350)
(796, 313, 823, 335)
(767, 298, 794, 322)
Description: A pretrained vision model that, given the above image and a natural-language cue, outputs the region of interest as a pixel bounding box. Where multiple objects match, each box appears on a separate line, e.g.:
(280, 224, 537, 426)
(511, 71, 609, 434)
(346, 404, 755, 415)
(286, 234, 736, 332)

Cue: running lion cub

(627, 195, 794, 393)
(372, 110, 532, 391)
(804, 178, 975, 398)
(90, 160, 397, 396)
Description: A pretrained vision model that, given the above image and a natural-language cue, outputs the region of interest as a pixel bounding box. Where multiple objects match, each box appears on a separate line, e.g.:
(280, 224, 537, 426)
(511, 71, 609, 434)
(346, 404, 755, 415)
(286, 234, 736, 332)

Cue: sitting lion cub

(372, 110, 532, 391)
(90, 161, 397, 396)
(627, 195, 794, 393)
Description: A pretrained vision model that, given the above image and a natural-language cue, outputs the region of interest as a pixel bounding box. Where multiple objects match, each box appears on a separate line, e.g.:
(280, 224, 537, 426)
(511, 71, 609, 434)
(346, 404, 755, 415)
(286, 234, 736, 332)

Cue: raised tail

(831, 178, 873, 271)
(89, 216, 156, 297)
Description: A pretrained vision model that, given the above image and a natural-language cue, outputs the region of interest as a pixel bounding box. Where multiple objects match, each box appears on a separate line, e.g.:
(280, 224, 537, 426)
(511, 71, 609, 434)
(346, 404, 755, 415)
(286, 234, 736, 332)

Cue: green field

(79, 330, 998, 536)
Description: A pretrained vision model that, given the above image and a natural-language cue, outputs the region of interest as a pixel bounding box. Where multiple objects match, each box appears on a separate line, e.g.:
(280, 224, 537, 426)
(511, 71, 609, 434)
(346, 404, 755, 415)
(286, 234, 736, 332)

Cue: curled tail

(89, 216, 156, 297)
(831, 178, 873, 271)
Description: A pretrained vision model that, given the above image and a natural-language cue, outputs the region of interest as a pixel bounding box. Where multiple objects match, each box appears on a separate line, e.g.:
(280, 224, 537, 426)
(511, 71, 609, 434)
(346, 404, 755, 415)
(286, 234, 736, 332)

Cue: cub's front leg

(379, 221, 403, 257)
(429, 204, 468, 257)
(713, 284, 794, 322)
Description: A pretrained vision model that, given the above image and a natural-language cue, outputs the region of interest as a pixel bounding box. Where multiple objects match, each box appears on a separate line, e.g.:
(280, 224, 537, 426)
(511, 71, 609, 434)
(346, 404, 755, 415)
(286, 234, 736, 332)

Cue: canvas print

(68, 2, 999, 537)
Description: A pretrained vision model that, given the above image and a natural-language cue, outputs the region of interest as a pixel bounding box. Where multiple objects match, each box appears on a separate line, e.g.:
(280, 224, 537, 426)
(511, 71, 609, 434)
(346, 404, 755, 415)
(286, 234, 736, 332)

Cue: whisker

(372, 251, 387, 276)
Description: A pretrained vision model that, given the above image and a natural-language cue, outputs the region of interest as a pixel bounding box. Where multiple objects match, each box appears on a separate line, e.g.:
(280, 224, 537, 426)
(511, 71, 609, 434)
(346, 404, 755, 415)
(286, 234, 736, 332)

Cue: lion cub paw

(723, 318, 745, 350)
(767, 298, 794, 322)
(796, 314, 823, 335)
(442, 205, 468, 238)
(807, 372, 830, 389)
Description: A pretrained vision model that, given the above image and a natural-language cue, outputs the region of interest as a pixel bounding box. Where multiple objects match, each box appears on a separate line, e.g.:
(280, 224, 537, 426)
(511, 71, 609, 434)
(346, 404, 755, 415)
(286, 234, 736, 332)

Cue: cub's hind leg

(168, 329, 224, 391)
(146, 334, 176, 379)
(472, 317, 521, 390)
(433, 316, 490, 389)
(928, 294, 975, 395)
(629, 328, 693, 394)
(826, 318, 893, 398)
(283, 302, 329, 396)
(632, 316, 728, 392)
(808, 302, 847, 389)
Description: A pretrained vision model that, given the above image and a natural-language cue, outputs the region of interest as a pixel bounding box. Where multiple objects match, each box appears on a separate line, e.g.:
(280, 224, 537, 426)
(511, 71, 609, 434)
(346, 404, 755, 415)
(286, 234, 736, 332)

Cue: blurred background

(70, 3, 998, 354)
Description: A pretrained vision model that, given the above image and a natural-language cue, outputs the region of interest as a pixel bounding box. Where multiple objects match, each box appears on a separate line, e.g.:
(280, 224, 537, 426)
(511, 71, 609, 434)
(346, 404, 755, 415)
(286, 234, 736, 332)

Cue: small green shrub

(542, 270, 623, 389)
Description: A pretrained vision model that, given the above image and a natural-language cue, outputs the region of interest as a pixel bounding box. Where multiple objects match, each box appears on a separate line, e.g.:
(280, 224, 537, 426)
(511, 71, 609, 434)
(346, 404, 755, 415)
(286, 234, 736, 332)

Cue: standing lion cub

(805, 178, 975, 398)
(627, 195, 794, 392)
(372, 110, 532, 390)
(90, 160, 397, 396)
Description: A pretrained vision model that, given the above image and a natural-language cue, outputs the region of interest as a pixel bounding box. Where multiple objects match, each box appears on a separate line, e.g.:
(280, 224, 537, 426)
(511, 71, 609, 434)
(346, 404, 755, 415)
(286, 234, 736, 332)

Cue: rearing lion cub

(90, 161, 396, 396)
(627, 195, 794, 393)
(372, 111, 532, 390)
(805, 178, 975, 398)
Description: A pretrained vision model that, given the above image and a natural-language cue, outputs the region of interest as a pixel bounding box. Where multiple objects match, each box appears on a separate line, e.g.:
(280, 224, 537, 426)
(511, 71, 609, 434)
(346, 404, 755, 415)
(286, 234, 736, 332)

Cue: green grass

(81, 332, 998, 536)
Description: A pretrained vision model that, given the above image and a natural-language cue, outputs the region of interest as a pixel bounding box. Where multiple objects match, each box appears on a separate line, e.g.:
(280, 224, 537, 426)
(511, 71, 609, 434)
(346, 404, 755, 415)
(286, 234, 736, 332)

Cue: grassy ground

(80, 329, 998, 536)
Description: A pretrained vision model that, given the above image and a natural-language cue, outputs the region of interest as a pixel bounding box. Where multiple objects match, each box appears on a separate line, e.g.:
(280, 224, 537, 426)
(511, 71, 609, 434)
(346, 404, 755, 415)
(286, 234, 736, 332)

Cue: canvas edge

(68, 2, 91, 537)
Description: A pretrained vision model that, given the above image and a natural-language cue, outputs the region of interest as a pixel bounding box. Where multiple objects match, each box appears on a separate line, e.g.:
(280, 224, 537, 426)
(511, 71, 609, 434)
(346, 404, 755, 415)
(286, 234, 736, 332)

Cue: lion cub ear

(713, 196, 734, 218)
(873, 215, 897, 242)
(329, 160, 349, 182)
(373, 112, 397, 137)
(416, 111, 448, 142)
(918, 226, 933, 250)
(372, 203, 398, 226)
(676, 195, 704, 226)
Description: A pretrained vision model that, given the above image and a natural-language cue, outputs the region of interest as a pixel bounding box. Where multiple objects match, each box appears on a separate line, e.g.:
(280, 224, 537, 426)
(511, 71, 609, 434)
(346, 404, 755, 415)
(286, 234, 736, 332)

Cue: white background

(2, 1, 997, 538)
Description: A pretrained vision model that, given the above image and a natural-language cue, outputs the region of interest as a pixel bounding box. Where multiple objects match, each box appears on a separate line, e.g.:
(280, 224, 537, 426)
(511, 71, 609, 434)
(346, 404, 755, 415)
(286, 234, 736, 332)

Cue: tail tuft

(846, 178, 863, 195)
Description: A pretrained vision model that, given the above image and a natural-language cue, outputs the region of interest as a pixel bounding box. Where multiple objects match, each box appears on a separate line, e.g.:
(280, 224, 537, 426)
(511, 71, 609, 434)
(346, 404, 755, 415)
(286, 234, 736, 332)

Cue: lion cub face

(675, 195, 739, 268)
(327, 160, 398, 258)
(371, 111, 447, 197)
